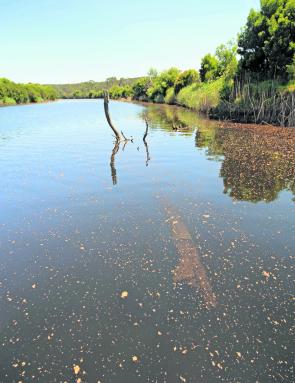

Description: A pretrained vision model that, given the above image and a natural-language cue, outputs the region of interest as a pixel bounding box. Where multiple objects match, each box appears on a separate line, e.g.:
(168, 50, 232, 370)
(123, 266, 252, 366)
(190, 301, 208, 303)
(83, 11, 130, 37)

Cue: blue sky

(0, 0, 260, 84)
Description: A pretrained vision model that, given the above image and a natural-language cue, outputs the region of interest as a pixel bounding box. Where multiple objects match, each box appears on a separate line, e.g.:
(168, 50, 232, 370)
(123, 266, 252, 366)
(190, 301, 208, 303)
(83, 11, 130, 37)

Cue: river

(0, 99, 294, 382)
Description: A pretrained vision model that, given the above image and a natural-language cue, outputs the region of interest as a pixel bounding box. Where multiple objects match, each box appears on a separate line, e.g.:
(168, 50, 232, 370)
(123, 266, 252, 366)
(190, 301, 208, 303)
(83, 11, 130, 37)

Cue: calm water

(0, 100, 294, 383)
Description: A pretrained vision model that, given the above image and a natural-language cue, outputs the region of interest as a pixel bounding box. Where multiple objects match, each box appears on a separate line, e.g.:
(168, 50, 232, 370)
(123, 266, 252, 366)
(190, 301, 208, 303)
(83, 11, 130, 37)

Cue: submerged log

(163, 202, 217, 309)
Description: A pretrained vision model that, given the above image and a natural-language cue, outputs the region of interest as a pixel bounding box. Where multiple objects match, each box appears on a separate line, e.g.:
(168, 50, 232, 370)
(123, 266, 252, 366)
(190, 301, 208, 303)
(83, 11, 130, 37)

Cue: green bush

(109, 85, 123, 99)
(147, 67, 180, 102)
(176, 78, 224, 113)
(164, 87, 176, 104)
(238, 0, 295, 78)
(131, 78, 150, 100)
(200, 54, 219, 82)
(0, 78, 57, 104)
(1, 96, 17, 105)
(174, 69, 200, 94)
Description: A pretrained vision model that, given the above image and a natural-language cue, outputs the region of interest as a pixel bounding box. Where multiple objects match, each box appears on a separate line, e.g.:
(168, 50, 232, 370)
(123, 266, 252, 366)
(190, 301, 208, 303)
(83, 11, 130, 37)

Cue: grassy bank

(210, 80, 295, 127)
(133, 77, 295, 127)
(176, 78, 224, 113)
(172, 78, 295, 127)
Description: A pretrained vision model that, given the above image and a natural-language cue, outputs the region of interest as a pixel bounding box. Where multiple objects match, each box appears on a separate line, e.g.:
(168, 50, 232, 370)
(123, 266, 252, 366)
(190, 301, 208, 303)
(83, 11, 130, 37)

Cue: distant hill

(49, 77, 143, 98)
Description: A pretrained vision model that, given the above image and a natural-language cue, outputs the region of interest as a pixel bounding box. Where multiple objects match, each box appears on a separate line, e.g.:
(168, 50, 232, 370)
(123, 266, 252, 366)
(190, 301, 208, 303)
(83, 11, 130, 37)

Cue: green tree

(174, 69, 200, 94)
(105, 77, 118, 87)
(199, 54, 219, 82)
(0, 78, 57, 104)
(131, 77, 150, 100)
(147, 67, 180, 102)
(238, 0, 295, 78)
(215, 42, 238, 79)
(147, 68, 158, 79)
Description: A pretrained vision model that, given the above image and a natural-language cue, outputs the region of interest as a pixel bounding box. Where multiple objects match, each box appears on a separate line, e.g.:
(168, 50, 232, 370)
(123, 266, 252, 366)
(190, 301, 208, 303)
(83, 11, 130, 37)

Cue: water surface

(0, 100, 294, 382)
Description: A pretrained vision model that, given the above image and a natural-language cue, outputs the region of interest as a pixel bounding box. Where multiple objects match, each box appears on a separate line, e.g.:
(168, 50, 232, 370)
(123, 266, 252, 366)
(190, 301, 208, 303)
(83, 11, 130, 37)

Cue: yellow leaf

(262, 271, 271, 278)
(73, 365, 80, 375)
(120, 291, 128, 299)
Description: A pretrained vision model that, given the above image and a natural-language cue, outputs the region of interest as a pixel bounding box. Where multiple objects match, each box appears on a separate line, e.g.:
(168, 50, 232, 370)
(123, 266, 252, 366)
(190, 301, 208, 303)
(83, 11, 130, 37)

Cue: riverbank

(117, 97, 295, 130)
(0, 99, 59, 108)
(129, 79, 295, 128)
(95, 75, 294, 128)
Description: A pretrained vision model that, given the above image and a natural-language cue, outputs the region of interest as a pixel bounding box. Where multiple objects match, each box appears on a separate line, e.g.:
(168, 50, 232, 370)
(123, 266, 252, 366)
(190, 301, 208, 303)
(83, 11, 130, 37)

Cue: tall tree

(199, 54, 219, 82)
(238, 0, 295, 78)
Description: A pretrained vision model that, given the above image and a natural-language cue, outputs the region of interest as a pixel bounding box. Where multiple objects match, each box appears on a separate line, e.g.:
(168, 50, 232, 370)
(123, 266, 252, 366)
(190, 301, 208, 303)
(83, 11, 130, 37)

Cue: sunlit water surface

(0, 100, 294, 382)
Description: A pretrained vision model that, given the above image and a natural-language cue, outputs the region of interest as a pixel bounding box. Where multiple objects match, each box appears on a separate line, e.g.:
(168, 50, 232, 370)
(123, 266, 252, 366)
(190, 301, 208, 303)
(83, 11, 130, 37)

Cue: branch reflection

(110, 141, 120, 185)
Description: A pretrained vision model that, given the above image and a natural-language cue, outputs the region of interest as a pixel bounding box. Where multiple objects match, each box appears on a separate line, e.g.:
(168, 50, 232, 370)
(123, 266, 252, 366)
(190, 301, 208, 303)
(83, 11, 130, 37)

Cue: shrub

(131, 78, 150, 100)
(35, 96, 44, 103)
(1, 96, 16, 105)
(200, 54, 219, 82)
(164, 87, 175, 104)
(147, 67, 180, 102)
(174, 69, 200, 94)
(177, 78, 224, 113)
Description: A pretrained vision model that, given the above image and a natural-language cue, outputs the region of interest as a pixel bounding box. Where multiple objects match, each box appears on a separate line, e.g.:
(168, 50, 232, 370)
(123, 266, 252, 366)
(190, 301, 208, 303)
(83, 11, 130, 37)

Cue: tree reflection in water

(198, 125, 295, 202)
(140, 103, 295, 203)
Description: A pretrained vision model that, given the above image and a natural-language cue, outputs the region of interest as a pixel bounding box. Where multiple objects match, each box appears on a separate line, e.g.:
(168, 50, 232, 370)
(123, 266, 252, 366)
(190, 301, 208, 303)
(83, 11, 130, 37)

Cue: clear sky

(0, 0, 260, 84)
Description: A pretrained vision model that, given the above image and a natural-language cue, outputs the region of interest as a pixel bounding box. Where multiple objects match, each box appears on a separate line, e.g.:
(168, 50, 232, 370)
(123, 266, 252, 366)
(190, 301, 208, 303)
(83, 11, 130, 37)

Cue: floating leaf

(73, 365, 80, 375)
(262, 271, 271, 278)
(120, 291, 128, 299)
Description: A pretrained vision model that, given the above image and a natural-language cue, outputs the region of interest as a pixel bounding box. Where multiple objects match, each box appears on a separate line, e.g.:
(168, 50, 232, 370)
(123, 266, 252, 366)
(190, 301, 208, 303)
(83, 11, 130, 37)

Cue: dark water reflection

(0, 100, 294, 382)
(142, 104, 295, 203)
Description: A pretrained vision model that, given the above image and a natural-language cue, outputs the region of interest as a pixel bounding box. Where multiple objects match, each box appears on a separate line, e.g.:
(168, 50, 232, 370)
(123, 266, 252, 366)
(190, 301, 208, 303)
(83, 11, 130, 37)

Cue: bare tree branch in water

(122, 140, 128, 152)
(103, 90, 133, 143)
(121, 130, 133, 142)
(110, 141, 120, 185)
(103, 91, 123, 142)
(143, 118, 151, 166)
(162, 201, 216, 309)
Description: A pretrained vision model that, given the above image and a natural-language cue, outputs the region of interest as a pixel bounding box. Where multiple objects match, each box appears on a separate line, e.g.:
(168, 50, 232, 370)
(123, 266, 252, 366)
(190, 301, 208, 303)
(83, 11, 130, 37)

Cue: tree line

(58, 1, 294, 126)
(0, 78, 58, 106)
(49, 77, 141, 99)
(2, 0, 294, 125)
(143, 104, 295, 202)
